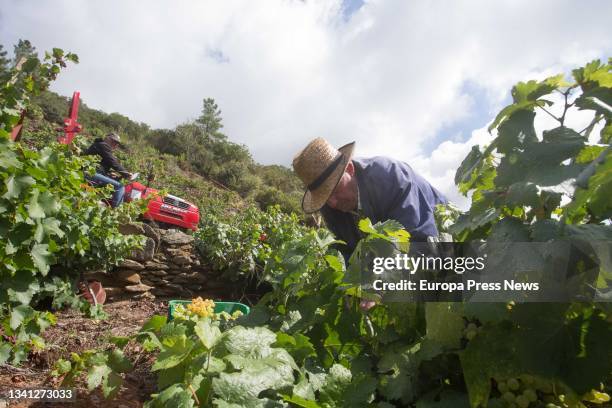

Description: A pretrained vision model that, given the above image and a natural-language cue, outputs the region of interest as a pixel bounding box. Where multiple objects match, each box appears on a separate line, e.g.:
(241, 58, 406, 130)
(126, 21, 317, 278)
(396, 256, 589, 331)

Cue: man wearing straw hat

(293, 138, 447, 260)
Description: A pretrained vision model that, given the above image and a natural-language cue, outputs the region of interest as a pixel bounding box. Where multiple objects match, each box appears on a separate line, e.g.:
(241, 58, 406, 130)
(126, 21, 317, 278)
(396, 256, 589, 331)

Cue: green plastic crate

(167, 300, 250, 320)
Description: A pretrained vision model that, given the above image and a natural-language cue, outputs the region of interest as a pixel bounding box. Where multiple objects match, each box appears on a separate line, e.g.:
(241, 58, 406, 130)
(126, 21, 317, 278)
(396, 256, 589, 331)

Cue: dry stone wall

(84, 223, 229, 301)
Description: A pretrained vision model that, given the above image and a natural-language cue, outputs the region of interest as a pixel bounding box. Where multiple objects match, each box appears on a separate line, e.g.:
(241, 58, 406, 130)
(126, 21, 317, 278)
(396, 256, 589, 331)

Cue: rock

(193, 259, 201, 266)
(141, 278, 156, 286)
(148, 269, 169, 277)
(114, 269, 142, 284)
(103, 287, 125, 298)
(131, 237, 156, 262)
(124, 283, 152, 293)
(172, 271, 206, 284)
(118, 259, 145, 270)
(83, 270, 112, 284)
(165, 247, 187, 257)
(154, 253, 168, 262)
(119, 223, 145, 236)
(145, 261, 168, 270)
(165, 283, 185, 293)
(141, 222, 161, 251)
(151, 288, 174, 296)
(162, 230, 194, 246)
(172, 255, 192, 266)
(134, 291, 155, 300)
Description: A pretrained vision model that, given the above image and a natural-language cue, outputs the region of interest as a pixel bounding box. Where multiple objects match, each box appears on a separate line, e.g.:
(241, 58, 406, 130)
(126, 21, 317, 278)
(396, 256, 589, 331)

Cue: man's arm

(99, 142, 130, 178)
(361, 158, 446, 241)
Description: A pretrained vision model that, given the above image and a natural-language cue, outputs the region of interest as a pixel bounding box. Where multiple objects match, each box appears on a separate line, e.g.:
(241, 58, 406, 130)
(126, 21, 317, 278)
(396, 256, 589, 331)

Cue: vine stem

(188, 384, 200, 405)
(538, 105, 561, 123)
(559, 89, 572, 126)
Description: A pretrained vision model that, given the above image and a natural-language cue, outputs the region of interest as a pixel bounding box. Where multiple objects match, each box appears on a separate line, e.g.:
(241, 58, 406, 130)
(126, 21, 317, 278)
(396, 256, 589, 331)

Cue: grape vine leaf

(194, 318, 222, 350)
(145, 384, 194, 408)
(152, 335, 194, 371)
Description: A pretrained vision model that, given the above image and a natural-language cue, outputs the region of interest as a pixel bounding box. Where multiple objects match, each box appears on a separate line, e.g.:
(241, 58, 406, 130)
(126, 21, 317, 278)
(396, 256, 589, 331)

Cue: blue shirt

(321, 156, 447, 259)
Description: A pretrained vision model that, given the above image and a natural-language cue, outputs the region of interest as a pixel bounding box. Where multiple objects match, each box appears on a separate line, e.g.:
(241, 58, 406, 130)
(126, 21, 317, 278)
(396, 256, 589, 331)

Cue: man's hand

(359, 299, 376, 311)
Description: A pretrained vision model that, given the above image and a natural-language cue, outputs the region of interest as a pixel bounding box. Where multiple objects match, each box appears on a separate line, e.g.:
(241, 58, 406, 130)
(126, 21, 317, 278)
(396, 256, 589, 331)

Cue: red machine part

(124, 181, 199, 231)
(57, 91, 83, 144)
(9, 110, 26, 142)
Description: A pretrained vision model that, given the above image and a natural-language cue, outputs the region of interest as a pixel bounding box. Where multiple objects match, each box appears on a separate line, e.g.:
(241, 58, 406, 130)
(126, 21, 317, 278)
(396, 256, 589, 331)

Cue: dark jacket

(84, 138, 129, 178)
(321, 156, 447, 259)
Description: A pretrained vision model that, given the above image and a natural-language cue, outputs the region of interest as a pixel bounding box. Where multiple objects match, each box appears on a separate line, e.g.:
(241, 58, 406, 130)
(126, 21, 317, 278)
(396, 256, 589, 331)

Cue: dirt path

(0, 298, 168, 407)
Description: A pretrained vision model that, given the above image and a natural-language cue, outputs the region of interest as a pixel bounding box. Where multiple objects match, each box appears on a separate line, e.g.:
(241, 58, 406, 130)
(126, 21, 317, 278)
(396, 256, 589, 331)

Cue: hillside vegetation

(18, 72, 303, 218)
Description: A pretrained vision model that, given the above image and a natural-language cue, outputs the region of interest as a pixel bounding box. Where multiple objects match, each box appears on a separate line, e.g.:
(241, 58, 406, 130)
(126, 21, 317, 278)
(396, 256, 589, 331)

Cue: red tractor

(60, 91, 200, 231)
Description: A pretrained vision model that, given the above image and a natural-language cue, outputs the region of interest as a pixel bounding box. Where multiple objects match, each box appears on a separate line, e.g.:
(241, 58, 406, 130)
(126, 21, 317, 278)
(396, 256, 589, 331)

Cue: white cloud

(0, 0, 610, 208)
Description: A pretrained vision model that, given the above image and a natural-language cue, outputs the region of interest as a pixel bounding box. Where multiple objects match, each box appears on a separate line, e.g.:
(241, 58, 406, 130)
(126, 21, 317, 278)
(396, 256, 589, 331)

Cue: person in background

(84, 132, 132, 207)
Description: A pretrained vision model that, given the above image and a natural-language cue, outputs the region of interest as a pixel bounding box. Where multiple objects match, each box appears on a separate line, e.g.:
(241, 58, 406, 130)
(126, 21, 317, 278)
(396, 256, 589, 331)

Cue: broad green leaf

(560, 312, 612, 394)
(102, 371, 123, 399)
(488, 217, 530, 241)
(38, 190, 61, 215)
(144, 384, 194, 408)
(318, 363, 352, 404)
(0, 149, 22, 169)
(281, 394, 321, 407)
(108, 349, 133, 373)
(26, 190, 45, 219)
(274, 332, 315, 364)
(109, 336, 131, 348)
(511, 74, 567, 104)
(7, 270, 40, 304)
(212, 355, 295, 405)
(496, 109, 537, 154)
(454, 145, 483, 187)
(0, 343, 11, 364)
(224, 326, 277, 358)
(378, 368, 414, 403)
(343, 374, 377, 406)
(157, 361, 187, 390)
(152, 335, 194, 371)
(141, 315, 167, 332)
(324, 254, 344, 272)
(358, 218, 376, 234)
(530, 219, 561, 242)
(31, 243, 52, 275)
(504, 182, 540, 208)
(3, 175, 35, 199)
(194, 318, 222, 350)
(87, 364, 112, 390)
(425, 302, 465, 349)
(10, 304, 34, 330)
(577, 145, 607, 164)
(53, 359, 72, 375)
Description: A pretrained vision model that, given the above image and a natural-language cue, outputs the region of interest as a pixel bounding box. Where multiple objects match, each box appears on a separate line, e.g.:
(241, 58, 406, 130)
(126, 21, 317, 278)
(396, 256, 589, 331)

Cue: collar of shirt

(349, 184, 362, 217)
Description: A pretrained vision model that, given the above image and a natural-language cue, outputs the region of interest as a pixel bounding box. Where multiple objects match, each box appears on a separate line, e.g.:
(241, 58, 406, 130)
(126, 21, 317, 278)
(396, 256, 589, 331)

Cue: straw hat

(292, 138, 355, 213)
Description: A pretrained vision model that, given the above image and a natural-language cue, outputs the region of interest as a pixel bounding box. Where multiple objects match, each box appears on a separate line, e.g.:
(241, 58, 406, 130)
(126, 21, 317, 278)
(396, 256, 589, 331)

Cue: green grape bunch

(492, 374, 610, 408)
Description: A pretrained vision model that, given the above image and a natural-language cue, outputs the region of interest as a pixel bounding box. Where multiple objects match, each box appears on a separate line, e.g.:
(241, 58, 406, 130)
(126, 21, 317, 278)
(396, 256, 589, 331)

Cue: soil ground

(0, 297, 171, 408)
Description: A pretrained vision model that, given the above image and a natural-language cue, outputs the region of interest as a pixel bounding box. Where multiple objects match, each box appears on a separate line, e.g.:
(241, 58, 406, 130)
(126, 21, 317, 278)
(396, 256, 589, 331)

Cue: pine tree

(0, 44, 10, 77)
(196, 98, 226, 142)
(13, 39, 37, 65)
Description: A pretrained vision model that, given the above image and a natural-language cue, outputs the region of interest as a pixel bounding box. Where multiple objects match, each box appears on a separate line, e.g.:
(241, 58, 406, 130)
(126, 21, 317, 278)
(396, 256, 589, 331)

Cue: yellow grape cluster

(187, 297, 216, 317)
(173, 298, 244, 321)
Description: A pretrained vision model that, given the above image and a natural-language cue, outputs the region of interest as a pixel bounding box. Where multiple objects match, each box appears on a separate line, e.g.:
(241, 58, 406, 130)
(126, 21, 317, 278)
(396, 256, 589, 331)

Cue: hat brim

(301, 142, 355, 214)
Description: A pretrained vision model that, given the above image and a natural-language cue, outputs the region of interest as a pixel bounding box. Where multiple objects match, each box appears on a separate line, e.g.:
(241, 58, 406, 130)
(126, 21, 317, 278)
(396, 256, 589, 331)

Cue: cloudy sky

(1, 0, 611, 208)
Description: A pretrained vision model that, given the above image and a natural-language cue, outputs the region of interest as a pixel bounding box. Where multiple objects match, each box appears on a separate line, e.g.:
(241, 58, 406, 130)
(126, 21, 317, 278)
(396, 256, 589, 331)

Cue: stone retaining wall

(84, 223, 229, 301)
